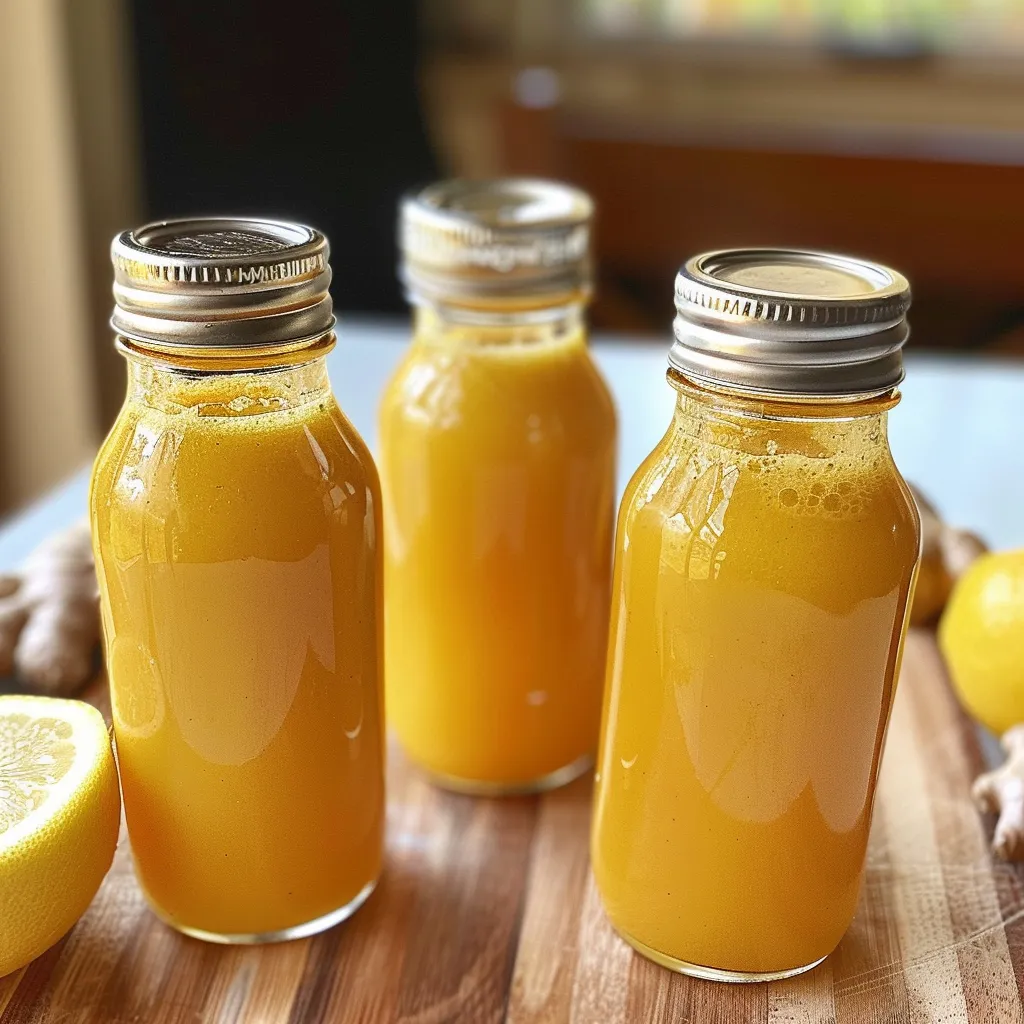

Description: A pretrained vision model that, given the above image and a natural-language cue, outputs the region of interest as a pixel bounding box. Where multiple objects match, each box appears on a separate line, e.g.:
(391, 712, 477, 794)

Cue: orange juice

(592, 381, 919, 976)
(380, 310, 616, 789)
(92, 218, 385, 941)
(591, 248, 919, 979)
(91, 357, 384, 939)
(384, 178, 616, 792)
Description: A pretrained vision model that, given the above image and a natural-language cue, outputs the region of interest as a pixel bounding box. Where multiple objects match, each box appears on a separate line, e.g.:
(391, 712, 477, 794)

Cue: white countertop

(1, 317, 1022, 568)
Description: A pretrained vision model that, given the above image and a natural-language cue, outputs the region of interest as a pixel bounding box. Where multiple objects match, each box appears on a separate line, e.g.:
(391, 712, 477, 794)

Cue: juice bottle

(380, 179, 617, 792)
(591, 248, 920, 980)
(91, 219, 385, 941)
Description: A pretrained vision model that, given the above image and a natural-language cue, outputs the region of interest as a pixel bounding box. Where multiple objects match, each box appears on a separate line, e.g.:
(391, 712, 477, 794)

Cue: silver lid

(399, 178, 593, 306)
(670, 248, 912, 398)
(111, 217, 334, 351)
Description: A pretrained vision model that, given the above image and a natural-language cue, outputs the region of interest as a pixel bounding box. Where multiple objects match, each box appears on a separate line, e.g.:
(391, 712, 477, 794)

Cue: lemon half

(0, 695, 121, 977)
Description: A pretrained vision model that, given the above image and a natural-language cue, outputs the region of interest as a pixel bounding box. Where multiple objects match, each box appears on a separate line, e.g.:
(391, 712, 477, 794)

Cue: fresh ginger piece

(910, 484, 987, 625)
(941, 526, 988, 580)
(0, 520, 99, 694)
(973, 725, 1024, 860)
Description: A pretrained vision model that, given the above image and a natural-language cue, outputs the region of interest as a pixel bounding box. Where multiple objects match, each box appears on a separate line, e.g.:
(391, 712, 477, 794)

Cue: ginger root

(0, 520, 100, 695)
(910, 485, 987, 625)
(974, 725, 1024, 860)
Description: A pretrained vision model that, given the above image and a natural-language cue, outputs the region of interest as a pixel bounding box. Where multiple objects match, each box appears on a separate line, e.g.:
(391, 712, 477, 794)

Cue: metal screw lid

(670, 248, 912, 398)
(399, 178, 593, 306)
(111, 217, 334, 352)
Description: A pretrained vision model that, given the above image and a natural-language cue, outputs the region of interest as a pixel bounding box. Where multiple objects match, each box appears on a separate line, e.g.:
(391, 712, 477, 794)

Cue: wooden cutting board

(2, 629, 1023, 1024)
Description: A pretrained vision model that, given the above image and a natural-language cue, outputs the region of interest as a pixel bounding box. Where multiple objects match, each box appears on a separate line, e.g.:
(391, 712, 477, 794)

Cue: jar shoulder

(91, 395, 380, 531)
(380, 338, 616, 439)
(618, 422, 920, 549)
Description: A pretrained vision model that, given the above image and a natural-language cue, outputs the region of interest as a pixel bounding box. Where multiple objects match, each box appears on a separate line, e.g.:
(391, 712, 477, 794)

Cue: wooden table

(2, 632, 1023, 1023)
(2, 322, 1024, 1022)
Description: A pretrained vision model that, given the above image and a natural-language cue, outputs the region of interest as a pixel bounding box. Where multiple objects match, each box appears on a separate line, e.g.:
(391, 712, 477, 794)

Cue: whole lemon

(0, 695, 121, 977)
(939, 550, 1024, 735)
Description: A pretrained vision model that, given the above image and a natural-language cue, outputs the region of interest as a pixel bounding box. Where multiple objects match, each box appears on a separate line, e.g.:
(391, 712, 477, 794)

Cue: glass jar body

(90, 348, 385, 941)
(591, 373, 920, 980)
(379, 304, 617, 792)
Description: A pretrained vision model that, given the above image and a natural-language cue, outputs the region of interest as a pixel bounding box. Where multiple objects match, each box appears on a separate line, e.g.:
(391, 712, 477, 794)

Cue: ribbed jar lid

(399, 178, 593, 306)
(670, 248, 912, 398)
(111, 217, 334, 352)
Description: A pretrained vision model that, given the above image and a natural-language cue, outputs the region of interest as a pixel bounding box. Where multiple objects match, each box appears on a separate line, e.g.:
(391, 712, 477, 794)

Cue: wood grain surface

(2, 630, 1022, 1024)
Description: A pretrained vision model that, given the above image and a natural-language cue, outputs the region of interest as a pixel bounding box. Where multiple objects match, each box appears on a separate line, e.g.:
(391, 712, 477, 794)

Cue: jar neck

(411, 300, 587, 349)
(124, 350, 332, 417)
(666, 370, 897, 459)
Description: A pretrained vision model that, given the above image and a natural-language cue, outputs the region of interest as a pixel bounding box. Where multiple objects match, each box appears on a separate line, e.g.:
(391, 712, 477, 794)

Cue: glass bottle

(91, 219, 385, 942)
(380, 179, 617, 793)
(591, 249, 921, 980)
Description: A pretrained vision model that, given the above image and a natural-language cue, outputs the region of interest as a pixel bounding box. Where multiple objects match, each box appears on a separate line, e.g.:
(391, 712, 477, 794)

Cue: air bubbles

(759, 451, 883, 520)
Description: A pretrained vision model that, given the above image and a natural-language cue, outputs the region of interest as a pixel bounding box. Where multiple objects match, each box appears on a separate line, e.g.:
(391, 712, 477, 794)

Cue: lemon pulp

(0, 695, 120, 977)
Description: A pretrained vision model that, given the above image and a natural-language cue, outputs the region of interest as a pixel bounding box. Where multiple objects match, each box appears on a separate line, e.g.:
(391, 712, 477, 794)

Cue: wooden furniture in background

(426, 52, 1024, 345)
(498, 101, 1024, 343)
(1, 631, 1022, 1023)
(562, 136, 1024, 345)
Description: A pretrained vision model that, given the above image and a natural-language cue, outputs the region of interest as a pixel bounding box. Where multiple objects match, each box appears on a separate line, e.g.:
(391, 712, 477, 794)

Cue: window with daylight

(580, 0, 1024, 55)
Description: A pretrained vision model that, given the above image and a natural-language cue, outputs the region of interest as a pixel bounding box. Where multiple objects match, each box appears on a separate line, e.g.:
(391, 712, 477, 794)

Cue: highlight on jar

(90, 219, 386, 944)
(379, 179, 617, 794)
(590, 248, 921, 982)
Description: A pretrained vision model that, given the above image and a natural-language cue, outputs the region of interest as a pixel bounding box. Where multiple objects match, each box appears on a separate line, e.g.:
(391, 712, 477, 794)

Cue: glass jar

(591, 249, 921, 981)
(91, 219, 385, 942)
(380, 179, 617, 793)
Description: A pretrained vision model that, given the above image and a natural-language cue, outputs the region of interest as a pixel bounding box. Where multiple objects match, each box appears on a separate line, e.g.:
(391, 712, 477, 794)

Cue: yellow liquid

(380, 315, 616, 789)
(90, 357, 385, 938)
(592, 381, 919, 977)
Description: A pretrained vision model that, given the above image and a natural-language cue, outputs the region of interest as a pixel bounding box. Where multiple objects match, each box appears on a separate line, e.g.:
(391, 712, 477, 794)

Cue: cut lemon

(0, 695, 120, 977)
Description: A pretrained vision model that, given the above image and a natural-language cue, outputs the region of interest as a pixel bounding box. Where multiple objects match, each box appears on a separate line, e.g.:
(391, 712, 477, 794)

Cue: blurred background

(1, 0, 1023, 516)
